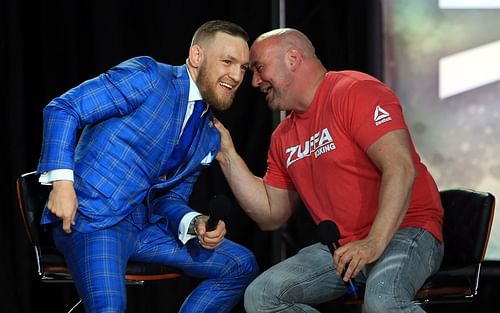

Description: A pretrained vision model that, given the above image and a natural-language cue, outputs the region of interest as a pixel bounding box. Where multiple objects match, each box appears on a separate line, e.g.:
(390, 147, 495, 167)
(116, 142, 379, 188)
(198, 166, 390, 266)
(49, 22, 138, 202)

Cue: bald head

(253, 28, 316, 58)
(249, 28, 327, 113)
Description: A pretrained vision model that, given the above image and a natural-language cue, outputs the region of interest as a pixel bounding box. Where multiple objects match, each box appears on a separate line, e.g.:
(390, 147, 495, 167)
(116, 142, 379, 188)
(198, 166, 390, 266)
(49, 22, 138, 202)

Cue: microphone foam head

(317, 220, 340, 245)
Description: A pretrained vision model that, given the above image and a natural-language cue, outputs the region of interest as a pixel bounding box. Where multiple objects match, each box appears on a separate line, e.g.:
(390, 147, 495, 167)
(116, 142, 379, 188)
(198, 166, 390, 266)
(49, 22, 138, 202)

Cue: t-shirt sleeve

(263, 129, 296, 190)
(346, 79, 409, 151)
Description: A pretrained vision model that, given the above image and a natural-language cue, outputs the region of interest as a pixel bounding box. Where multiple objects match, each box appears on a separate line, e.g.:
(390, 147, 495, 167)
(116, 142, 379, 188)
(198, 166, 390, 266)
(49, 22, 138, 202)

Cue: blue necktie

(164, 100, 205, 174)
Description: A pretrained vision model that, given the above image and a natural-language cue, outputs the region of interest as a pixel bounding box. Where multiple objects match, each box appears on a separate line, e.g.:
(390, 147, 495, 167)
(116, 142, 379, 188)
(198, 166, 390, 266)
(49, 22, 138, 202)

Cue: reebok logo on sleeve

(374, 105, 392, 126)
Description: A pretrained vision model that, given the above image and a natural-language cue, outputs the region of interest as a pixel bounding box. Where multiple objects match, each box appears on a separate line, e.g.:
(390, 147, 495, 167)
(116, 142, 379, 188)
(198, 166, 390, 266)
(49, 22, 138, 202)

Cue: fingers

(334, 243, 371, 281)
(213, 117, 225, 132)
(342, 257, 361, 282)
(62, 217, 73, 234)
(334, 249, 349, 277)
(213, 117, 231, 140)
(48, 181, 78, 234)
(60, 209, 76, 234)
(334, 246, 359, 281)
(47, 197, 74, 234)
(198, 221, 226, 249)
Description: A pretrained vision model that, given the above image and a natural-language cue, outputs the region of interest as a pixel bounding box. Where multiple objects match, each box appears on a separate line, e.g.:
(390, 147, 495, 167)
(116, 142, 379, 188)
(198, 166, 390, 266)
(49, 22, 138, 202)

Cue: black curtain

(4, 1, 497, 312)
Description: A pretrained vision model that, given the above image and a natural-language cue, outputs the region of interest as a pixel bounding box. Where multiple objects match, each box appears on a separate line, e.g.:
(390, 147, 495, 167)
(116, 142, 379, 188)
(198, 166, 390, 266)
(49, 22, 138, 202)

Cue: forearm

(218, 148, 270, 222)
(37, 103, 80, 172)
(215, 118, 296, 229)
(153, 172, 200, 231)
(219, 148, 291, 229)
(368, 165, 415, 248)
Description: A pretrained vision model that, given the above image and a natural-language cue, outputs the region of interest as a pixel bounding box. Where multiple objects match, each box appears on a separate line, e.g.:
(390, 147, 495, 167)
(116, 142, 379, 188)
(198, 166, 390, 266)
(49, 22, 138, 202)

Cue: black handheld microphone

(317, 220, 360, 299)
(206, 194, 231, 231)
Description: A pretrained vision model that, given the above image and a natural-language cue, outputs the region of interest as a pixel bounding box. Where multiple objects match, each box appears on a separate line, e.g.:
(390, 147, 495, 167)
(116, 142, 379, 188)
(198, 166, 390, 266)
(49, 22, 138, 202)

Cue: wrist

(187, 215, 202, 235)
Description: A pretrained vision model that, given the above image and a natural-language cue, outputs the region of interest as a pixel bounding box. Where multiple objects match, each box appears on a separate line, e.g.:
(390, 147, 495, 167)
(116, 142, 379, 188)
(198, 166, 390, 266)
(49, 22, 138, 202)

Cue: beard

(266, 75, 293, 111)
(266, 89, 281, 111)
(196, 64, 236, 111)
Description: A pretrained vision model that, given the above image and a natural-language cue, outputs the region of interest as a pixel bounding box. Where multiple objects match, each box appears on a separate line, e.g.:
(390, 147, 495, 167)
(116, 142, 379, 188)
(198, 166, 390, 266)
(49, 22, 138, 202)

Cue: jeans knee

(363, 287, 409, 313)
(363, 290, 386, 313)
(243, 274, 283, 313)
(243, 280, 259, 313)
(244, 278, 267, 313)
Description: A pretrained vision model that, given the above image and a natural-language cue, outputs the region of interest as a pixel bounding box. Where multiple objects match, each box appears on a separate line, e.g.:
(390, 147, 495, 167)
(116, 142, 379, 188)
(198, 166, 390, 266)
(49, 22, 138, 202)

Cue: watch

(187, 215, 202, 235)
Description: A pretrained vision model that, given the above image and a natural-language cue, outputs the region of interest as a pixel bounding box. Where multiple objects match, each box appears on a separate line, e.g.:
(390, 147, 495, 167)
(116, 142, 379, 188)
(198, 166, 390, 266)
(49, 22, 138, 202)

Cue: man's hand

(213, 118, 236, 163)
(333, 237, 384, 282)
(195, 215, 227, 249)
(47, 180, 78, 233)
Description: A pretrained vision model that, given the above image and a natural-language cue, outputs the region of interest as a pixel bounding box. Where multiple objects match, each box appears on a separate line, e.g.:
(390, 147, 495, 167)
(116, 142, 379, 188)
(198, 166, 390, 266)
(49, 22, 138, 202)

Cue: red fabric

(264, 71, 443, 244)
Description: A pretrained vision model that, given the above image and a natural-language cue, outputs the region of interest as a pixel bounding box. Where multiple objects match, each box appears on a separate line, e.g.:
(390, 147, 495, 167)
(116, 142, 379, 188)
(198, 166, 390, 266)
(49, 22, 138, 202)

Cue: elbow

(256, 218, 286, 231)
(407, 162, 417, 185)
(398, 162, 416, 196)
(258, 223, 281, 232)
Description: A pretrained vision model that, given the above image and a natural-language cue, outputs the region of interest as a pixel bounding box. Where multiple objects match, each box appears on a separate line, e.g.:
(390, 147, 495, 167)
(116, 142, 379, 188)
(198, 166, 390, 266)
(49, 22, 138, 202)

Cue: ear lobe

(188, 45, 203, 68)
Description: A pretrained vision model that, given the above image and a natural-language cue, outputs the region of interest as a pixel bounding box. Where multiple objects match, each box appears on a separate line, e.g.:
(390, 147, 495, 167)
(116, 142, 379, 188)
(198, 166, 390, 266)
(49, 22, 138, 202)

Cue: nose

(251, 72, 262, 88)
(229, 65, 244, 84)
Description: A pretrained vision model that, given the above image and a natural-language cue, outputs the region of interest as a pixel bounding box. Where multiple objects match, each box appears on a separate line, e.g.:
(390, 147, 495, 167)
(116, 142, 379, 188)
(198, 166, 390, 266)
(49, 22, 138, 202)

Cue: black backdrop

(3, 1, 498, 312)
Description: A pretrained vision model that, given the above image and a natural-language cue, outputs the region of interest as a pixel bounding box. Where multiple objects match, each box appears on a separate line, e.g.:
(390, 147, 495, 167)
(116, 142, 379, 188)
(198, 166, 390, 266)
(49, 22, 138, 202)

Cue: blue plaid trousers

(52, 217, 259, 313)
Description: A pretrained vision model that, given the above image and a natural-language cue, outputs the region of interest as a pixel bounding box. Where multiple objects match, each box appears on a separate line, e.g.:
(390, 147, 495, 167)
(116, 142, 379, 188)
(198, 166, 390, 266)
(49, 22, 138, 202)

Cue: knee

(228, 247, 260, 284)
(363, 289, 389, 313)
(84, 290, 127, 313)
(244, 275, 277, 313)
(244, 280, 260, 313)
(363, 282, 404, 313)
(244, 251, 260, 282)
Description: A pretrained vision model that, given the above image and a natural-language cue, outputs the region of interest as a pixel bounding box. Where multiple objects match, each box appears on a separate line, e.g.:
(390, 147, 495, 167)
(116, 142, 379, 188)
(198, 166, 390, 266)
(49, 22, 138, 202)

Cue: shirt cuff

(38, 169, 74, 185)
(178, 212, 202, 244)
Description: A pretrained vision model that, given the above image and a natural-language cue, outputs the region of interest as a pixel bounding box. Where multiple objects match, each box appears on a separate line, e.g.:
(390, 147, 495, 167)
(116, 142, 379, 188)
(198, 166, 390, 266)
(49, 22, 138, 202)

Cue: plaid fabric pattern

(37, 56, 221, 234)
(52, 218, 259, 312)
(37, 56, 257, 312)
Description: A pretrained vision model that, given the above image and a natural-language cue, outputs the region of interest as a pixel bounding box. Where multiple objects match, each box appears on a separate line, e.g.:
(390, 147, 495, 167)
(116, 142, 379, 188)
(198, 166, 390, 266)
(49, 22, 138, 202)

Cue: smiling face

(249, 38, 294, 111)
(190, 32, 249, 111)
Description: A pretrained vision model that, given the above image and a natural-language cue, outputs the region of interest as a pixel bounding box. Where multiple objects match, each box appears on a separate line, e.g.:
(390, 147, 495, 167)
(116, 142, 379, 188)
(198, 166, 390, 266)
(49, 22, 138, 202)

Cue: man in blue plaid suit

(36, 20, 258, 313)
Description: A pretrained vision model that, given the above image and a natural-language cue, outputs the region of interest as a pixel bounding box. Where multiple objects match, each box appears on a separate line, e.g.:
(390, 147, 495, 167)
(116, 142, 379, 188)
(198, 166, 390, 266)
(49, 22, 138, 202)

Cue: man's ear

(188, 44, 204, 68)
(286, 48, 302, 72)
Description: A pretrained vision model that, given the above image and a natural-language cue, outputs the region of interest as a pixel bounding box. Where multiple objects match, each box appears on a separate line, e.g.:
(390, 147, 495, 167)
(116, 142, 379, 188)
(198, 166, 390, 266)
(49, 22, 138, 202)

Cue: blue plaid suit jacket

(37, 56, 221, 235)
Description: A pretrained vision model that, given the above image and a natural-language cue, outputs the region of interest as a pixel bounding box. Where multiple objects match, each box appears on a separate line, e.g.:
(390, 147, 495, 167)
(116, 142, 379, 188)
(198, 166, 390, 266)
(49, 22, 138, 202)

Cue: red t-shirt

(263, 71, 443, 245)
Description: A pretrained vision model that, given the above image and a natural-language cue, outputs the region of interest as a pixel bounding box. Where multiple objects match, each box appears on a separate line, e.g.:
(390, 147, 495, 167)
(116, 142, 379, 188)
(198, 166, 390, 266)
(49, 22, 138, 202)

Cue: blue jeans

(244, 227, 443, 313)
(52, 217, 259, 313)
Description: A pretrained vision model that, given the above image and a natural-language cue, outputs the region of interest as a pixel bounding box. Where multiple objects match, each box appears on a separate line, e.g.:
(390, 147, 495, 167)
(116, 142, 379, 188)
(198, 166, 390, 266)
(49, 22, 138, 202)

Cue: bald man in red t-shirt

(216, 28, 443, 313)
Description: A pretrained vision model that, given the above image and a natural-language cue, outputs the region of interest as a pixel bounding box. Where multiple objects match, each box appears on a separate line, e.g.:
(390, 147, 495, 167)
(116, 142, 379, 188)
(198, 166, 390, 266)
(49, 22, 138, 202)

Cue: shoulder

(325, 71, 396, 102)
(109, 57, 189, 84)
(115, 56, 159, 69)
(331, 70, 389, 91)
(111, 56, 176, 76)
(331, 70, 380, 82)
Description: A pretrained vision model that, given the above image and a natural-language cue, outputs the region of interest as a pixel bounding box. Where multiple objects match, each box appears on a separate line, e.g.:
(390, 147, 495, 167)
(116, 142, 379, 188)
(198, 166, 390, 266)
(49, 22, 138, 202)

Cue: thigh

(364, 228, 444, 306)
(52, 222, 138, 311)
(251, 243, 348, 304)
(132, 223, 256, 279)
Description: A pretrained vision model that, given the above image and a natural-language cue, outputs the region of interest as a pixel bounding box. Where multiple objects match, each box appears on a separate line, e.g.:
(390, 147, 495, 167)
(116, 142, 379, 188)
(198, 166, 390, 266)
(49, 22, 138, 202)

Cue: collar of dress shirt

(186, 67, 208, 115)
(187, 68, 203, 102)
